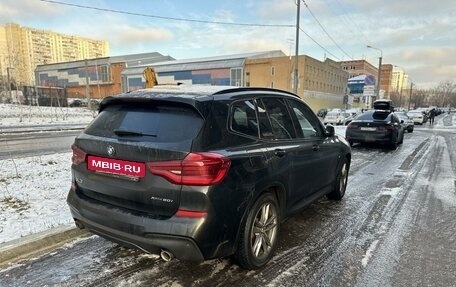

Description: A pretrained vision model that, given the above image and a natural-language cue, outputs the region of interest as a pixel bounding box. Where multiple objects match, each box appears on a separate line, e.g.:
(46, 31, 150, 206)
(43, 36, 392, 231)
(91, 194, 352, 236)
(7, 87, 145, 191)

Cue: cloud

(0, 0, 65, 22)
(387, 48, 456, 88)
(344, 0, 456, 17)
(109, 26, 173, 45)
(256, 0, 296, 22)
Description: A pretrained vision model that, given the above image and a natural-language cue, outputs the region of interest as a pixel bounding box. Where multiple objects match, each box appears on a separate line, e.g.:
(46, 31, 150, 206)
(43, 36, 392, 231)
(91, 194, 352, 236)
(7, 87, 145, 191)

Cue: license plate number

(360, 127, 376, 131)
(87, 156, 146, 177)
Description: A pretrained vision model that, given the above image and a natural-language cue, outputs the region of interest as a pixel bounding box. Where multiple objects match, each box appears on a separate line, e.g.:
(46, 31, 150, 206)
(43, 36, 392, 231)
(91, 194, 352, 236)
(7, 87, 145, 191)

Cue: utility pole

(377, 56, 382, 99)
(367, 45, 383, 101)
(293, 0, 300, 95)
(84, 59, 91, 109)
(408, 82, 413, 111)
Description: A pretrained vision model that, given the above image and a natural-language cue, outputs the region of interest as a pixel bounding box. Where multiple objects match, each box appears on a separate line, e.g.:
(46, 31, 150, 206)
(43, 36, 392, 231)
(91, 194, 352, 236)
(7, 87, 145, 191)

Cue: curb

(0, 225, 89, 268)
(0, 126, 86, 135)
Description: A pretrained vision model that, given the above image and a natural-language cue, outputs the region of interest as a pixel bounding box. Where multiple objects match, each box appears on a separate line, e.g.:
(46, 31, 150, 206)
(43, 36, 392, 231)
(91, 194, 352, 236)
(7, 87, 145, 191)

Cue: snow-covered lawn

(0, 103, 94, 244)
(0, 103, 95, 127)
(0, 153, 73, 244)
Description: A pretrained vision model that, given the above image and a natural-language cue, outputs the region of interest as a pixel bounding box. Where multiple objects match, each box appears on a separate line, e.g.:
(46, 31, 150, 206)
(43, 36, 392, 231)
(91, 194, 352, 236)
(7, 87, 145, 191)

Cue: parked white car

(407, 110, 425, 125)
(324, 111, 352, 125)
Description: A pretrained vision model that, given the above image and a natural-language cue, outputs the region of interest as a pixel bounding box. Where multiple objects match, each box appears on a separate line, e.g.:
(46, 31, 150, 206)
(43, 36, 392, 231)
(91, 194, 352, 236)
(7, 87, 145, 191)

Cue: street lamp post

(293, 0, 300, 95)
(367, 45, 383, 101)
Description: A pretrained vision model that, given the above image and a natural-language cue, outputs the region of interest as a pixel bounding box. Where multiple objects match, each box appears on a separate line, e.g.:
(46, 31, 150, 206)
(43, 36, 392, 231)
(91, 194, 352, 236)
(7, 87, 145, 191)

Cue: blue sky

(1, 0, 455, 89)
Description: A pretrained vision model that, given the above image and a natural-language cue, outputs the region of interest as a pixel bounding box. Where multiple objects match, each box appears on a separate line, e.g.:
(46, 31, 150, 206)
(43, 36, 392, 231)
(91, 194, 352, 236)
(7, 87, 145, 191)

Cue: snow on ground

(0, 103, 95, 127)
(0, 103, 94, 244)
(0, 152, 73, 244)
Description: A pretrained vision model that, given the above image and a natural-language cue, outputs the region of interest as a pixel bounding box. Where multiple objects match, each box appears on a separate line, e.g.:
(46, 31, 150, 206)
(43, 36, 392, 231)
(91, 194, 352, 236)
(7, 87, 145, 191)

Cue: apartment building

(380, 64, 393, 98)
(246, 55, 349, 111)
(0, 23, 109, 87)
(391, 67, 408, 95)
(340, 60, 378, 79)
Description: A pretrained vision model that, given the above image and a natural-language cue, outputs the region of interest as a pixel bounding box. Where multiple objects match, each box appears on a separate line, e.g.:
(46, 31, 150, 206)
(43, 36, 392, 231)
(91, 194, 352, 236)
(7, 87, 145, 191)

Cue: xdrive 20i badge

(107, 145, 115, 156)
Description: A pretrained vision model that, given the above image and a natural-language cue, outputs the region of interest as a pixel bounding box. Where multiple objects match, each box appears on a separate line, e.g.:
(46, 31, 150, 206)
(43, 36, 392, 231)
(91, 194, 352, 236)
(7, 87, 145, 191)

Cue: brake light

(347, 124, 358, 129)
(147, 152, 231, 186)
(377, 125, 394, 131)
(71, 144, 87, 165)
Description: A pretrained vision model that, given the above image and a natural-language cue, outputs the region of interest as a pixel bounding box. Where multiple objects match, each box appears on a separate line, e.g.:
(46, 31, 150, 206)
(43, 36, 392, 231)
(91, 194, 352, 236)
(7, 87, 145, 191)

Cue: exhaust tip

(74, 219, 85, 230)
(160, 249, 174, 262)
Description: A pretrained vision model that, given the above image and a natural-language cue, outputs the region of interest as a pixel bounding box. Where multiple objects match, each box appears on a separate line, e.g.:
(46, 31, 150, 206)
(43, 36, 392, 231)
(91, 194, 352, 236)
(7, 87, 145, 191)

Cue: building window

(100, 65, 109, 82)
(271, 82, 274, 88)
(271, 66, 275, 76)
(230, 68, 243, 86)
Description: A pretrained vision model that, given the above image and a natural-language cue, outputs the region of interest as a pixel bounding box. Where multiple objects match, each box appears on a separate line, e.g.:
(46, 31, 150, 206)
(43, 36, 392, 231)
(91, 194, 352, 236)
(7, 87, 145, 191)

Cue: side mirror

(325, 124, 335, 137)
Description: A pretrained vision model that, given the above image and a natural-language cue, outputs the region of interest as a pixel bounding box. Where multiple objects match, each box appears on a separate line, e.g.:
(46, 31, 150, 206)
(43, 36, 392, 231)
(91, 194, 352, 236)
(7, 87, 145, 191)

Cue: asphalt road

(0, 130, 80, 160)
(1, 114, 455, 287)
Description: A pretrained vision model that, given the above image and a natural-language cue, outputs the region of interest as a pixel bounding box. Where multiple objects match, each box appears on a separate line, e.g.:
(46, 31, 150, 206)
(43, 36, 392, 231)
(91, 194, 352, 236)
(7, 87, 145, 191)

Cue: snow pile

(0, 103, 95, 127)
(0, 152, 74, 243)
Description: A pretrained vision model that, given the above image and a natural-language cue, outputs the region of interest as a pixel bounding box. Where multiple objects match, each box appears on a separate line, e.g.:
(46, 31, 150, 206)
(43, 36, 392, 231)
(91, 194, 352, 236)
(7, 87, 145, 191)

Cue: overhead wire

(40, 0, 349, 62)
(302, 0, 353, 60)
(333, 0, 372, 45)
(299, 27, 341, 61)
(39, 0, 294, 28)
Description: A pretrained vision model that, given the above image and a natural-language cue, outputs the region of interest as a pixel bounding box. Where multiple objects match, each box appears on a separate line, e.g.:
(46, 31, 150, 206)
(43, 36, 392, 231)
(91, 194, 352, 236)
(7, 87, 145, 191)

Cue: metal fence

(22, 86, 68, 107)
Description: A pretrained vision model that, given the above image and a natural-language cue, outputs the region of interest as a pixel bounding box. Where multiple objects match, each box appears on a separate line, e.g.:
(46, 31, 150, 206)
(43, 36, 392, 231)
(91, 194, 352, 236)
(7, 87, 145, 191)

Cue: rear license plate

(360, 127, 376, 131)
(87, 156, 146, 177)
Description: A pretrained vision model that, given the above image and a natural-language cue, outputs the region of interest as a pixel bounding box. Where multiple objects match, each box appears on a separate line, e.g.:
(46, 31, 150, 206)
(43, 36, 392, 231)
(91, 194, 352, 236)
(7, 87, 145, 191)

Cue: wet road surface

(0, 130, 79, 160)
(1, 113, 455, 287)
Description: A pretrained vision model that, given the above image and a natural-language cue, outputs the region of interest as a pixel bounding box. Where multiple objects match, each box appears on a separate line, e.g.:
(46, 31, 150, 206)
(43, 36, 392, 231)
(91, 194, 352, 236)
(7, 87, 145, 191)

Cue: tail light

(377, 125, 394, 131)
(71, 144, 87, 165)
(347, 124, 358, 129)
(147, 152, 231, 186)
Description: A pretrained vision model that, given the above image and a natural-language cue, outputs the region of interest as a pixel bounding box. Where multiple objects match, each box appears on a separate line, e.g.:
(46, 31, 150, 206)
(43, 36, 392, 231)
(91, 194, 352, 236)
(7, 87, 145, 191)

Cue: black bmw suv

(67, 85, 351, 269)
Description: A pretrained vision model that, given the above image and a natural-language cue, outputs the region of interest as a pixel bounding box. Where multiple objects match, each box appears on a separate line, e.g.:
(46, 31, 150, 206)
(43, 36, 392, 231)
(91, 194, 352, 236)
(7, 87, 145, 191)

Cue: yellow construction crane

(143, 67, 158, 88)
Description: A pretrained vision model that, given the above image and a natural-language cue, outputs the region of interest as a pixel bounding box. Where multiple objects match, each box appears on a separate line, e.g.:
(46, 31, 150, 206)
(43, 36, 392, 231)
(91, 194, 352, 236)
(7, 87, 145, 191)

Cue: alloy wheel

(250, 202, 278, 259)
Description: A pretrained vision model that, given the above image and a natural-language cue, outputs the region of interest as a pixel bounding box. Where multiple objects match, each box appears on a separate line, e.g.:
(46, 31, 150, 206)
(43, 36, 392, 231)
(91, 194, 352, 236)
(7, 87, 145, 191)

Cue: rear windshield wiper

(113, 129, 157, 137)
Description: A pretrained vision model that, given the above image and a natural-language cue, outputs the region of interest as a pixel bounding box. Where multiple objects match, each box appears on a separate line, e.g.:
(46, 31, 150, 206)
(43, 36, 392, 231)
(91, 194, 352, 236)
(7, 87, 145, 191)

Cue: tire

(327, 158, 349, 200)
(408, 127, 414, 133)
(235, 192, 280, 270)
(389, 140, 398, 150)
(389, 132, 398, 150)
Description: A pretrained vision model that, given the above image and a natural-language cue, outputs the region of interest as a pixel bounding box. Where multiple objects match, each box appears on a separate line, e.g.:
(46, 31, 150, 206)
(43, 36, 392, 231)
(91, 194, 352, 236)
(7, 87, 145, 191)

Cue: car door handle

(312, 144, 319, 151)
(274, 149, 286, 157)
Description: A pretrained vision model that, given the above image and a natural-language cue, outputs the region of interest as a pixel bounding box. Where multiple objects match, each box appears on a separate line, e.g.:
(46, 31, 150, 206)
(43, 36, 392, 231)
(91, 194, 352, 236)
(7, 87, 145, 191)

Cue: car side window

(230, 100, 259, 138)
(259, 97, 296, 140)
(287, 99, 323, 138)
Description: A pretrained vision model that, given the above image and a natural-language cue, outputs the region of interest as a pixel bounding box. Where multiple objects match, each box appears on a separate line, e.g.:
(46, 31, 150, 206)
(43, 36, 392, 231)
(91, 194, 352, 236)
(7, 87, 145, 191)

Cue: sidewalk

(0, 225, 88, 268)
(0, 123, 88, 134)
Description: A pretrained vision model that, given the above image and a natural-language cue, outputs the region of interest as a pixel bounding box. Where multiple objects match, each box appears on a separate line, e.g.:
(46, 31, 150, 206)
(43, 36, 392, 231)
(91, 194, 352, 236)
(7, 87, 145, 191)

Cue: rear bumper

(346, 131, 393, 144)
(67, 188, 208, 262)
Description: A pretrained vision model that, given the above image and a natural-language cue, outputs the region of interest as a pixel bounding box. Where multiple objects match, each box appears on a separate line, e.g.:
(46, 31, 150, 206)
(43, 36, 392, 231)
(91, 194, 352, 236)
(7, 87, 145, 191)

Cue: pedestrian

(429, 108, 436, 125)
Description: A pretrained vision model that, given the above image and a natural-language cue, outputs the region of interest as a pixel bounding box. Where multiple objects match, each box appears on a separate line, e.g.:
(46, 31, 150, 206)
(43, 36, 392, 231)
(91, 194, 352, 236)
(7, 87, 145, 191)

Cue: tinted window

(85, 104, 203, 142)
(230, 100, 259, 138)
(355, 111, 390, 121)
(256, 99, 274, 139)
(287, 99, 323, 138)
(260, 98, 295, 140)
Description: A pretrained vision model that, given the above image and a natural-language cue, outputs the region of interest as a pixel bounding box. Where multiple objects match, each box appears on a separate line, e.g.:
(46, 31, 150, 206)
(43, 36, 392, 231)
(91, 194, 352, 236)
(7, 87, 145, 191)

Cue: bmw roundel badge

(107, 145, 115, 156)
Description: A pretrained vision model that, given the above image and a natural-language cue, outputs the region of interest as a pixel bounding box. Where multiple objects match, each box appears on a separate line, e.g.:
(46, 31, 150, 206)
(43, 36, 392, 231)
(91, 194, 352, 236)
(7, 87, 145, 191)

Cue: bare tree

(434, 80, 456, 107)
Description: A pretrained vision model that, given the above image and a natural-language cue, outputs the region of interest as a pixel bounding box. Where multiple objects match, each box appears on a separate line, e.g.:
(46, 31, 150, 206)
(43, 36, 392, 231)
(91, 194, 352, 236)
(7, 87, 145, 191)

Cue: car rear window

(85, 103, 204, 142)
(356, 111, 390, 121)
